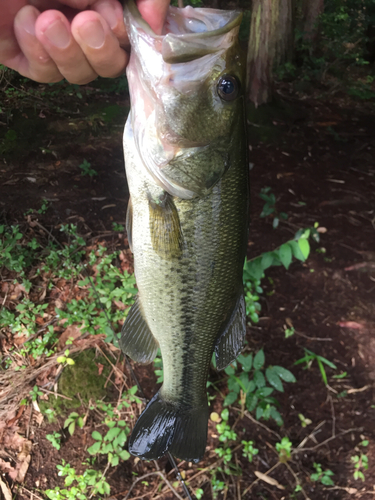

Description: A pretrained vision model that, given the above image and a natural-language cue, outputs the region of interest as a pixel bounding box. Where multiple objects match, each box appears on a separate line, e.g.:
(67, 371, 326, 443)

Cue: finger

(71, 11, 129, 78)
(35, 10, 97, 84)
(137, 0, 170, 35)
(92, 0, 129, 47)
(13, 5, 63, 82)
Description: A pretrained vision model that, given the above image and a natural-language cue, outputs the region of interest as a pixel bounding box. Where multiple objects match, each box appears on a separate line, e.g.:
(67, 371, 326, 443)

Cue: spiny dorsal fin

(215, 292, 246, 370)
(149, 193, 183, 260)
(120, 296, 158, 364)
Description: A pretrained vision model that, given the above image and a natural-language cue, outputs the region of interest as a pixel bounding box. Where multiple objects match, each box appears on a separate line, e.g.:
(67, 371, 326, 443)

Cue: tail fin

(128, 391, 208, 463)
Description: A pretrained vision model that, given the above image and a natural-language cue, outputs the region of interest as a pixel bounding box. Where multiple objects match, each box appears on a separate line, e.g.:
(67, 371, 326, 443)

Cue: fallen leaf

(15, 440, 32, 482)
(97, 363, 104, 376)
(0, 476, 12, 500)
(254, 471, 285, 490)
(58, 324, 82, 348)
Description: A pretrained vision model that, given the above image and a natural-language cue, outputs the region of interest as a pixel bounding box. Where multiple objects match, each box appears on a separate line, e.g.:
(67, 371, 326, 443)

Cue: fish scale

(120, 0, 249, 462)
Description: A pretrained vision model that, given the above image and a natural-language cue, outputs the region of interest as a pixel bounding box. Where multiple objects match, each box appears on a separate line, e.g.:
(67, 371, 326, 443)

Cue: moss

(39, 349, 111, 416)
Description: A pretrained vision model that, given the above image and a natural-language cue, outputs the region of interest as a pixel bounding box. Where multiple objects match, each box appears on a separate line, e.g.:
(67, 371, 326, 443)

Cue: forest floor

(0, 73, 375, 500)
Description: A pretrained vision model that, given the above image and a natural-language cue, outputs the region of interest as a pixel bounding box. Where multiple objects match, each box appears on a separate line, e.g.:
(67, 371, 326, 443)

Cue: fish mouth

(125, 0, 243, 63)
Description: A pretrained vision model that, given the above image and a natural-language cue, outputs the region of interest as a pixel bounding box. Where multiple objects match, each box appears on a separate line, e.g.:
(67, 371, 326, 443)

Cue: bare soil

(0, 77, 374, 500)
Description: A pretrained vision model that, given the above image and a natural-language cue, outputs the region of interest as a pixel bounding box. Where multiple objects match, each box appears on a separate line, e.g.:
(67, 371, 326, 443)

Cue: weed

(46, 432, 62, 451)
(294, 349, 337, 386)
(259, 187, 288, 229)
(57, 349, 75, 367)
(276, 436, 292, 463)
(298, 413, 312, 428)
(241, 440, 259, 462)
(45, 460, 110, 499)
(284, 326, 295, 338)
(112, 222, 125, 232)
(224, 350, 295, 426)
(64, 412, 85, 436)
(79, 159, 97, 177)
(310, 462, 335, 486)
(29, 385, 43, 401)
(351, 440, 369, 481)
(87, 386, 140, 466)
(243, 225, 316, 324)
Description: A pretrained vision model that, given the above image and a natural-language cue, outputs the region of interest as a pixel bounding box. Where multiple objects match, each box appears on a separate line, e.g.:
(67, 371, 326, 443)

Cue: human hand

(0, 0, 170, 84)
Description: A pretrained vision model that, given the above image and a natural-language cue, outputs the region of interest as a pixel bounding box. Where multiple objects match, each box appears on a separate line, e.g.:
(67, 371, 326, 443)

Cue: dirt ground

(0, 75, 375, 500)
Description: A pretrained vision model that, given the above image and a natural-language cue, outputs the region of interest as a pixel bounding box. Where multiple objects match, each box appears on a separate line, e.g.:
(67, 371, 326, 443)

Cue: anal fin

(120, 296, 158, 364)
(215, 292, 246, 370)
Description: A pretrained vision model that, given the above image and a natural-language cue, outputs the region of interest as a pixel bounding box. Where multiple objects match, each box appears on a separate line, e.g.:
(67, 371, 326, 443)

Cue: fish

(120, 0, 249, 463)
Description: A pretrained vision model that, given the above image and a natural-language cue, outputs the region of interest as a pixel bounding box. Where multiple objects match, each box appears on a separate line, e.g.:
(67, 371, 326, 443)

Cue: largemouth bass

(120, 0, 249, 463)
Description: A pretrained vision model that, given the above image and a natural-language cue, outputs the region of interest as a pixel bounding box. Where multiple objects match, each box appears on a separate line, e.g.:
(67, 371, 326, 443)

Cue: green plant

(64, 412, 85, 435)
(195, 488, 204, 499)
(224, 350, 296, 426)
(243, 225, 316, 324)
(29, 385, 43, 401)
(276, 436, 292, 463)
(87, 387, 140, 466)
(45, 460, 111, 499)
(242, 440, 259, 462)
(259, 187, 288, 229)
(294, 349, 337, 386)
(46, 432, 62, 451)
(310, 462, 335, 486)
(57, 349, 75, 366)
(298, 413, 312, 428)
(112, 222, 125, 232)
(351, 440, 369, 481)
(79, 159, 97, 177)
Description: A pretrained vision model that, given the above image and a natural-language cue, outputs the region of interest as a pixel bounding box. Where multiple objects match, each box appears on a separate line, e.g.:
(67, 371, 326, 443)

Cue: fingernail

(44, 20, 70, 49)
(18, 8, 38, 36)
(100, 7, 118, 30)
(79, 20, 105, 49)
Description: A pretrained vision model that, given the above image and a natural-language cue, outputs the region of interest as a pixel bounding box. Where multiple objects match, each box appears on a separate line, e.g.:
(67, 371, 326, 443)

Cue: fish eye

(217, 74, 240, 101)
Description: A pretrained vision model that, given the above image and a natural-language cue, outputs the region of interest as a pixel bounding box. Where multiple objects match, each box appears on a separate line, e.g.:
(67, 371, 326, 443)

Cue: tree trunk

(247, 0, 294, 106)
(302, 0, 324, 42)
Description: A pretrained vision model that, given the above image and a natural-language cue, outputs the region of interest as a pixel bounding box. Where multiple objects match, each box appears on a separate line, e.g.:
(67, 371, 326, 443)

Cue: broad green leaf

(272, 366, 296, 383)
(266, 367, 284, 392)
(298, 238, 310, 259)
(91, 431, 103, 441)
(228, 377, 240, 394)
(289, 240, 305, 261)
(246, 394, 258, 412)
(256, 387, 274, 398)
(253, 349, 265, 370)
(224, 391, 238, 407)
(253, 370, 266, 388)
(261, 252, 274, 270)
(68, 422, 75, 435)
(278, 243, 292, 269)
(270, 406, 284, 426)
(105, 427, 121, 441)
(256, 406, 264, 420)
(119, 450, 130, 461)
(237, 353, 253, 372)
(87, 441, 101, 455)
(225, 365, 236, 376)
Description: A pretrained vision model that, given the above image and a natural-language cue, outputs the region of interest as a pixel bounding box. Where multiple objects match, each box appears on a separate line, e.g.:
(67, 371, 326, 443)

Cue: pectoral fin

(149, 193, 183, 260)
(126, 197, 133, 252)
(214, 293, 246, 370)
(120, 296, 158, 364)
